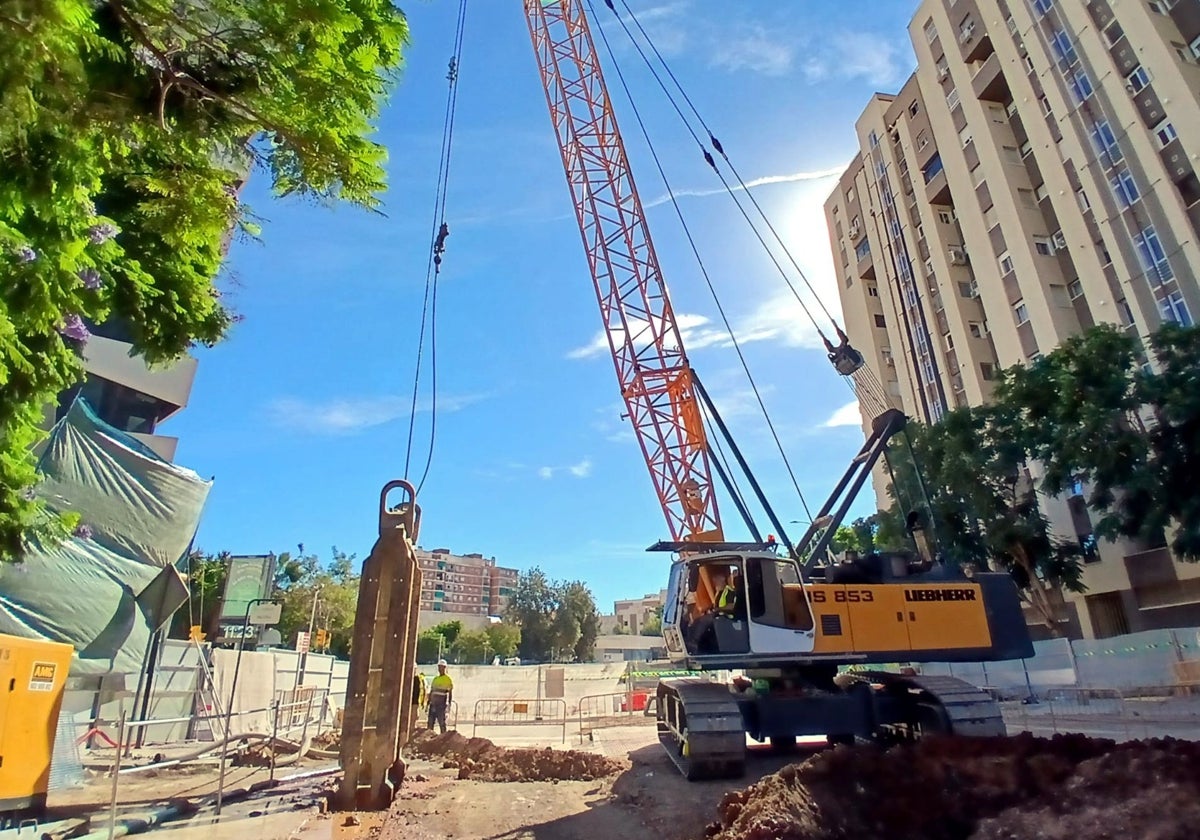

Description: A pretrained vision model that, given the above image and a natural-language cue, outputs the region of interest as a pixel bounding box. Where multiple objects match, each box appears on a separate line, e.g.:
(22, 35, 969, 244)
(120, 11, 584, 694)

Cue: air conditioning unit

(948, 246, 968, 265)
(849, 222, 861, 238)
(938, 67, 950, 81)
(1052, 230, 1067, 249)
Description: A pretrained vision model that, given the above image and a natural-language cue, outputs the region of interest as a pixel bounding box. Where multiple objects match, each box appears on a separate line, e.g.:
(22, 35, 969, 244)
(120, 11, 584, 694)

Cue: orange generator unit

(0, 633, 73, 815)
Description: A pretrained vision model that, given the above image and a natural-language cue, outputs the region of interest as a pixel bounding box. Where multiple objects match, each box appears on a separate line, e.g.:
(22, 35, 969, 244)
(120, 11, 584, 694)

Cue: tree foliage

(168, 549, 229, 639)
(877, 323, 1200, 633)
(884, 405, 1083, 633)
(0, 0, 408, 558)
(640, 604, 663, 636)
(505, 568, 600, 662)
(995, 323, 1200, 559)
(271, 545, 359, 658)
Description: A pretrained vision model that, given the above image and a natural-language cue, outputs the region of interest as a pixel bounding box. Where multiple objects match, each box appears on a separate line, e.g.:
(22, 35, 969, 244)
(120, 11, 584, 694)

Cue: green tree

(505, 569, 600, 661)
(830, 525, 862, 555)
(995, 323, 1200, 559)
(640, 605, 663, 636)
(884, 406, 1084, 634)
(0, 0, 408, 559)
(451, 629, 492, 664)
(485, 622, 521, 659)
(272, 546, 359, 658)
(416, 620, 464, 663)
(169, 550, 229, 640)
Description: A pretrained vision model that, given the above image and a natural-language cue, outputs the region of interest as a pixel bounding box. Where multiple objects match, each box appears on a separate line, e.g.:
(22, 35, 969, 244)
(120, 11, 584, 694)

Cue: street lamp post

(216, 597, 279, 816)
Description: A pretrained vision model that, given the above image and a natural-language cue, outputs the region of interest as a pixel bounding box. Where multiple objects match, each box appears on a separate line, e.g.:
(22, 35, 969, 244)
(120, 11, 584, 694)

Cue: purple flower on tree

(78, 268, 103, 289)
(59, 314, 91, 343)
(73, 523, 94, 540)
(17, 246, 36, 263)
(88, 223, 118, 245)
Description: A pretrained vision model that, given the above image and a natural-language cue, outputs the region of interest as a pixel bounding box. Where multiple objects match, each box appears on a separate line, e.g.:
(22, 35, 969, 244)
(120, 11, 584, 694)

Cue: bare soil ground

(371, 729, 1200, 840)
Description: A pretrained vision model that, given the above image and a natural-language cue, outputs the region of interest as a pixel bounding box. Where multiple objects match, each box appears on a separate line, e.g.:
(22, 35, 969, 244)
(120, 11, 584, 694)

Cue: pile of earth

(406, 729, 624, 782)
(704, 733, 1200, 840)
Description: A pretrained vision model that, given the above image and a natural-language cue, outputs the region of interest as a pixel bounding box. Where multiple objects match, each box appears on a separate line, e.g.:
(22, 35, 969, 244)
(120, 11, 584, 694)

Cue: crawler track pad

(657, 679, 746, 781)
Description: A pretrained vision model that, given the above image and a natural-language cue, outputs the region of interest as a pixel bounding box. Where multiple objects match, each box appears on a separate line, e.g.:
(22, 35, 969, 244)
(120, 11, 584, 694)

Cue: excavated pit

(405, 729, 624, 782)
(704, 734, 1200, 840)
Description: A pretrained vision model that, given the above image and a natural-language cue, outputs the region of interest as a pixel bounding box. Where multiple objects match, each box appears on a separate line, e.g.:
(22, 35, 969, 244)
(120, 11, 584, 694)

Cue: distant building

(613, 590, 667, 635)
(415, 548, 519, 619)
(591, 634, 666, 663)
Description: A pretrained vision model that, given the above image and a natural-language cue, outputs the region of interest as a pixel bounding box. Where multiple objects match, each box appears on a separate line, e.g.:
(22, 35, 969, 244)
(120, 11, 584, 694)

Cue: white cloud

(803, 32, 912, 88)
(268, 392, 487, 434)
(709, 24, 795, 76)
(537, 458, 594, 480)
(822, 400, 863, 429)
(643, 165, 847, 210)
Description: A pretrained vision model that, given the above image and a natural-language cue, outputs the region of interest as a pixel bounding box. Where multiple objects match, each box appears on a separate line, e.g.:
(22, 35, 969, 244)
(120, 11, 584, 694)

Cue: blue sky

(167, 0, 920, 612)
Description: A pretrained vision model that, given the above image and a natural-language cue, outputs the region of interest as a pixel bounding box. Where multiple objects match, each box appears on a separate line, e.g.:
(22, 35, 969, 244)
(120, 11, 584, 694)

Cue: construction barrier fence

(471, 698, 568, 743)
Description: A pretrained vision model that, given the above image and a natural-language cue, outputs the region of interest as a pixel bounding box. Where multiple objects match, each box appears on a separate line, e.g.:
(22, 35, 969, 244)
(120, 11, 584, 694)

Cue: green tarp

(0, 399, 212, 675)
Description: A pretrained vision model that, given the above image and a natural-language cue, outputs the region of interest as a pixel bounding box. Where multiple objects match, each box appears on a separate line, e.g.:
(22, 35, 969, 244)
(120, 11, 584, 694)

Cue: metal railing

(574, 691, 656, 743)
(1001, 685, 1200, 741)
(471, 698, 568, 744)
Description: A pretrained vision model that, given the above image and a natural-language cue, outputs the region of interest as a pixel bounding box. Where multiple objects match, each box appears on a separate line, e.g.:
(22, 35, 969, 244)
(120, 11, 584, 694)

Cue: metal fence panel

(471, 698, 568, 743)
(1073, 629, 1179, 688)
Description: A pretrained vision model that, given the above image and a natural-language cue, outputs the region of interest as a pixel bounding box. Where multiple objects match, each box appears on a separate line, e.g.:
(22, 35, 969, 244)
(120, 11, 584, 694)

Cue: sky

(166, 0, 921, 613)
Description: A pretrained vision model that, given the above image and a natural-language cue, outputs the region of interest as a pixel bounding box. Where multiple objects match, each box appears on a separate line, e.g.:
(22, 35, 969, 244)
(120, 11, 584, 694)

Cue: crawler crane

(520, 0, 1033, 780)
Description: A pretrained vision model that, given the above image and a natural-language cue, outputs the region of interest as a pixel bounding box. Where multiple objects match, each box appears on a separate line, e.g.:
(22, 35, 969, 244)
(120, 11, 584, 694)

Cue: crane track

(857, 670, 1008, 737)
(656, 679, 746, 781)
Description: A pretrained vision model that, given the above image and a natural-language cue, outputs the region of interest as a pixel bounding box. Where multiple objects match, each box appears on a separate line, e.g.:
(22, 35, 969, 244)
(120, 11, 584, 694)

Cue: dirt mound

(406, 729, 624, 782)
(705, 734, 1200, 840)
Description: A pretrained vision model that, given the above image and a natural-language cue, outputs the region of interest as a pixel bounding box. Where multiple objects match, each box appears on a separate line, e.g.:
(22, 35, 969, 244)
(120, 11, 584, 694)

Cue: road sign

(247, 601, 282, 626)
(296, 631, 311, 653)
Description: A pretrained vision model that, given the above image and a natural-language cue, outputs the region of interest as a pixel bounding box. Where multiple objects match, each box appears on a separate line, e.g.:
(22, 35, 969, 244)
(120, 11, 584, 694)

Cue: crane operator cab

(663, 552, 817, 663)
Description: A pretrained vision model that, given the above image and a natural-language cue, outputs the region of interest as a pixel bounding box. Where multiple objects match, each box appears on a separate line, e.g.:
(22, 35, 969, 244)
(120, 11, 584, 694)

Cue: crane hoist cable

(404, 0, 468, 495)
(600, 0, 868, 377)
(588, 0, 816, 527)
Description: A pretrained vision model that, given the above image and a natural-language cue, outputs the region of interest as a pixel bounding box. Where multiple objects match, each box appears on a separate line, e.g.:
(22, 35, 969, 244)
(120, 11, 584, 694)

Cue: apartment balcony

(925, 167, 951, 205)
(82, 335, 197, 418)
(971, 52, 1008, 103)
(956, 12, 993, 64)
(1003, 272, 1021, 304)
(1124, 546, 1176, 590)
(1085, 0, 1115, 29)
(1017, 321, 1039, 358)
(1168, 2, 1200, 42)
(857, 248, 876, 280)
(1131, 84, 1168, 130)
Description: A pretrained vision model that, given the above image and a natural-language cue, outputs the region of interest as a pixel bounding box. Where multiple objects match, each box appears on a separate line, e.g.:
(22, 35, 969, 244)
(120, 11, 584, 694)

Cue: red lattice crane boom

(524, 0, 723, 543)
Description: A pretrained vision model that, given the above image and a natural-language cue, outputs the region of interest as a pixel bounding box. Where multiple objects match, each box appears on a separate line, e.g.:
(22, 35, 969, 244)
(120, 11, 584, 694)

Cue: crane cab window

(746, 558, 813, 631)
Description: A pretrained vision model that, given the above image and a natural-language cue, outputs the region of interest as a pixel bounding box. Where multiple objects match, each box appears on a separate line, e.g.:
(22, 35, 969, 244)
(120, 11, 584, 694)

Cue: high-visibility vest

(717, 584, 736, 611)
(430, 673, 453, 697)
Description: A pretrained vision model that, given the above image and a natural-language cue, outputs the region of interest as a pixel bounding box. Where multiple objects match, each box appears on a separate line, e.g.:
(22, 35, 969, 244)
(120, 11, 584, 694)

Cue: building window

(968, 321, 984, 338)
(1089, 120, 1123, 168)
(999, 252, 1014, 274)
(1068, 279, 1084, 299)
(874, 314, 887, 328)
(923, 154, 944, 183)
(1023, 54, 1035, 74)
(947, 88, 961, 109)
(1031, 0, 1053, 15)
(1076, 188, 1091, 211)
(1034, 236, 1053, 256)
(1191, 34, 1200, 61)
(938, 209, 954, 224)
(980, 362, 996, 380)
(909, 100, 920, 117)
(1014, 301, 1030, 325)
(916, 130, 929, 150)
(1039, 95, 1052, 115)
(855, 238, 871, 260)
(1050, 30, 1078, 67)
(846, 188, 856, 204)
(1019, 140, 1033, 158)
(1069, 69, 1094, 102)
(924, 19, 937, 43)
(1152, 119, 1178, 147)
(1159, 290, 1193, 326)
(868, 284, 879, 297)
(958, 281, 977, 298)
(1126, 66, 1151, 93)
(1103, 22, 1125, 47)
(1134, 226, 1173, 285)
(1109, 167, 1141, 208)
(1052, 230, 1067, 250)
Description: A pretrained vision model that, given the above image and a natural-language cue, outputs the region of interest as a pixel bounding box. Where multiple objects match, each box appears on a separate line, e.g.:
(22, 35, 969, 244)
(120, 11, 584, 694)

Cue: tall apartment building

(826, 0, 1200, 640)
(416, 548, 519, 619)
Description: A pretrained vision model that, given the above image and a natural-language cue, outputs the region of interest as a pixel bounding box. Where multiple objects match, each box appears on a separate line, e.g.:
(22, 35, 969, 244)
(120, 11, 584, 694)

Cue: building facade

(612, 590, 667, 635)
(826, 0, 1200, 639)
(416, 547, 519, 619)
(55, 322, 198, 462)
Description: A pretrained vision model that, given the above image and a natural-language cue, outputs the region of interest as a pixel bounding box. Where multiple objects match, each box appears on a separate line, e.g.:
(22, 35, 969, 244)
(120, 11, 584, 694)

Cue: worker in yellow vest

(427, 660, 454, 734)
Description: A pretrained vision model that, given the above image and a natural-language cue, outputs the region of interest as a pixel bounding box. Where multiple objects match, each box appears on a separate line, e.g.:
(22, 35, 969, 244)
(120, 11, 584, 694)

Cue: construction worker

(686, 568, 740, 652)
(427, 659, 454, 734)
(412, 665, 426, 712)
